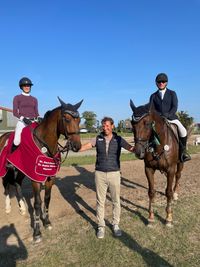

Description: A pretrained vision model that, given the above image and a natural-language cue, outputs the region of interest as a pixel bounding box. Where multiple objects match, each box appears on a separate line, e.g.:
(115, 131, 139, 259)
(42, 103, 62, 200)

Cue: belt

(26, 117, 37, 121)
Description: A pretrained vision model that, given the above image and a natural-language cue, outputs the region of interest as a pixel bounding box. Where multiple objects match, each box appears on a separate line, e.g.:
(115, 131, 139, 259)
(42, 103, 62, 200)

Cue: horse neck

(151, 113, 168, 143)
(35, 109, 61, 154)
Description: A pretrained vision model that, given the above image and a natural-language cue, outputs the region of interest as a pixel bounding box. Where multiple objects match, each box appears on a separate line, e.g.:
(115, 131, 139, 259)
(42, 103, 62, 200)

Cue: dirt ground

(0, 153, 200, 253)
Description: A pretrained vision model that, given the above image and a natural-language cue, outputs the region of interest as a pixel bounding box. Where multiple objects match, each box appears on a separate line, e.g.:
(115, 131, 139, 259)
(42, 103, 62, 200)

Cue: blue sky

(0, 0, 199, 124)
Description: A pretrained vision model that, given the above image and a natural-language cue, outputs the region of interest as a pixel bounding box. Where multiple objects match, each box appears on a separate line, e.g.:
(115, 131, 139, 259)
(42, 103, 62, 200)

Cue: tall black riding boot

(179, 136, 191, 162)
(11, 144, 18, 153)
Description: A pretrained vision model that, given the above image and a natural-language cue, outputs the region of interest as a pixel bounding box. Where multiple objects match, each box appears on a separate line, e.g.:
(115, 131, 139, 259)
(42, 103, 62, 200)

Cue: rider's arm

(13, 96, 20, 118)
(168, 91, 178, 116)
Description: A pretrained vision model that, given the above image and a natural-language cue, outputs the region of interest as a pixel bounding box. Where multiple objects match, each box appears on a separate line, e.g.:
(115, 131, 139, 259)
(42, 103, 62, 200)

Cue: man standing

(79, 117, 134, 238)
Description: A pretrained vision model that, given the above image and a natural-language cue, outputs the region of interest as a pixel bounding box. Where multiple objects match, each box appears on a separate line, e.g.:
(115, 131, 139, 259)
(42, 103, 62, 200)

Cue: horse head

(130, 99, 153, 159)
(58, 97, 83, 152)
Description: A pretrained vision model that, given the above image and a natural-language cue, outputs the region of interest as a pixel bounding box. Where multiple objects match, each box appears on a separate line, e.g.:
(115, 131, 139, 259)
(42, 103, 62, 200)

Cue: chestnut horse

(130, 100, 184, 227)
(1, 97, 83, 242)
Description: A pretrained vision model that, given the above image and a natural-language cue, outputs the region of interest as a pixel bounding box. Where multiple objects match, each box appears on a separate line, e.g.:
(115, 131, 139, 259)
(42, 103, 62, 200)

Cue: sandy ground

(0, 153, 200, 253)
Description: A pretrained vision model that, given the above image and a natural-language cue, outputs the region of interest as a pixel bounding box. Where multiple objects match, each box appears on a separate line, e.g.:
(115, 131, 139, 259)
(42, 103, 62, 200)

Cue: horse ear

(130, 99, 136, 112)
(149, 98, 154, 113)
(73, 99, 83, 110)
(57, 96, 67, 108)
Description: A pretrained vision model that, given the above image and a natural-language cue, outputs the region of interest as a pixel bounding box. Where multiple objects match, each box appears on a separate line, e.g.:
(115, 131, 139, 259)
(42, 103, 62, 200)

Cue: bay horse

(0, 97, 83, 242)
(130, 100, 184, 227)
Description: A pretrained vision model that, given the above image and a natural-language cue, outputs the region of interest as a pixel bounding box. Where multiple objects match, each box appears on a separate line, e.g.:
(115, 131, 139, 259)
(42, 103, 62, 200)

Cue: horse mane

(132, 103, 150, 121)
(43, 107, 60, 120)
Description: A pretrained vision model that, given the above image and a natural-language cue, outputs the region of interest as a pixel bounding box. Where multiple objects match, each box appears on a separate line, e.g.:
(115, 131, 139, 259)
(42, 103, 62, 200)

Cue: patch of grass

(188, 144, 200, 154)
(17, 195, 200, 267)
(62, 153, 136, 167)
(62, 145, 200, 167)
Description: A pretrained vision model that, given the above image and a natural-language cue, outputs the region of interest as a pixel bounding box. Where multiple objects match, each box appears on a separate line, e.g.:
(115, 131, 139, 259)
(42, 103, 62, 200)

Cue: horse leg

(15, 182, 26, 215)
(5, 184, 11, 214)
(42, 177, 54, 230)
(3, 176, 11, 214)
(173, 162, 184, 201)
(165, 167, 175, 227)
(14, 169, 26, 215)
(145, 166, 156, 225)
(32, 181, 42, 243)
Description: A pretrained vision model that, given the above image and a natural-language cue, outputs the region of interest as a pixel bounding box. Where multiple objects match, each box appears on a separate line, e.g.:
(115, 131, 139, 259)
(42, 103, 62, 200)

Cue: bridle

(61, 109, 80, 139)
(33, 108, 81, 160)
(132, 113, 161, 151)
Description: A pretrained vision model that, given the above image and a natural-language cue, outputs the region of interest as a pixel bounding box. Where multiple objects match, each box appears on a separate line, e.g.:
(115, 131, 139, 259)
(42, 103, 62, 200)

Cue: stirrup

(6, 162, 14, 168)
(181, 153, 191, 162)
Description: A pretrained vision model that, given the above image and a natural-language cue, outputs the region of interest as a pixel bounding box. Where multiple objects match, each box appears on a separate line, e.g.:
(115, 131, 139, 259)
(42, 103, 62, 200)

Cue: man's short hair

(101, 116, 114, 125)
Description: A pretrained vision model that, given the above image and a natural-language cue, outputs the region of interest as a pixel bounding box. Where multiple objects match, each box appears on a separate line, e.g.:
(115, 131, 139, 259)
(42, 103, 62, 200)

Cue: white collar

(22, 92, 30, 96)
(158, 88, 167, 99)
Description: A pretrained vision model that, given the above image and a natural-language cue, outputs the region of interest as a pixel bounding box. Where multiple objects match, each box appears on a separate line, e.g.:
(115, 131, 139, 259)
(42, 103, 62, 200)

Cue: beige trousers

(95, 170, 121, 227)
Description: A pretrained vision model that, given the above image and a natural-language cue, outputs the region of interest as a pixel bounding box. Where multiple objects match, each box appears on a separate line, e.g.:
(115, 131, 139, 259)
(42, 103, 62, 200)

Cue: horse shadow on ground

(55, 164, 97, 229)
(121, 176, 165, 196)
(0, 223, 28, 267)
(55, 165, 166, 229)
(118, 230, 173, 267)
(120, 176, 167, 225)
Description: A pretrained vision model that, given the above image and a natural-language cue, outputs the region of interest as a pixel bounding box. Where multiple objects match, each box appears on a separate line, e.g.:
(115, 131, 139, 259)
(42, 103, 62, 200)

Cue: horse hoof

(19, 208, 26, 216)
(166, 221, 173, 228)
(173, 192, 178, 201)
(5, 208, 11, 214)
(46, 224, 52, 230)
(33, 236, 42, 243)
(147, 222, 155, 228)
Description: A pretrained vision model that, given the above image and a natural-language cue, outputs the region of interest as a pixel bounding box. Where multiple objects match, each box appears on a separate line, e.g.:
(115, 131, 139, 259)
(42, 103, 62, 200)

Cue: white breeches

(14, 120, 26, 146)
(168, 119, 187, 137)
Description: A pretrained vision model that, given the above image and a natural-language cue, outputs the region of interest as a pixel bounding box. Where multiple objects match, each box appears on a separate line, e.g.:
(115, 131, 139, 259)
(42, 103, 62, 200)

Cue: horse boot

(179, 136, 191, 162)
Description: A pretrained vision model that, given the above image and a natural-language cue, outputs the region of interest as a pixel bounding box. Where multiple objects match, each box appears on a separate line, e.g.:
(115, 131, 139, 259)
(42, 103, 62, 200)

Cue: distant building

(0, 106, 17, 133)
(193, 123, 200, 133)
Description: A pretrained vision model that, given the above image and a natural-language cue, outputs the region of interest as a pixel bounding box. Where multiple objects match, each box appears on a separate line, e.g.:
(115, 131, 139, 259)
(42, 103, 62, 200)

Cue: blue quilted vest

(95, 132, 121, 172)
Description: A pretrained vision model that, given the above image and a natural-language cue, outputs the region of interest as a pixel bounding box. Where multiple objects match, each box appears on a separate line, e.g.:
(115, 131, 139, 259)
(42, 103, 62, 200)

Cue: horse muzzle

(134, 142, 147, 159)
(68, 141, 81, 152)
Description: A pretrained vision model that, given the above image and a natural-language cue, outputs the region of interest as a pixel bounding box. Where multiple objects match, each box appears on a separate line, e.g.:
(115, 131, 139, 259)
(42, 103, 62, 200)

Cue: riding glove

(23, 117, 32, 125)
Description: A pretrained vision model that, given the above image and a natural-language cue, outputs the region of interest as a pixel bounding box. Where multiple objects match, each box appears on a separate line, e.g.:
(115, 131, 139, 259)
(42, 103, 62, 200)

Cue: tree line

(81, 110, 195, 133)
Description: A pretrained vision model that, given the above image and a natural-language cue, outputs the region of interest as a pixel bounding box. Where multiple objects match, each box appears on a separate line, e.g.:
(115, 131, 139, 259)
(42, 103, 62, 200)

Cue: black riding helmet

(155, 73, 168, 83)
(19, 77, 33, 89)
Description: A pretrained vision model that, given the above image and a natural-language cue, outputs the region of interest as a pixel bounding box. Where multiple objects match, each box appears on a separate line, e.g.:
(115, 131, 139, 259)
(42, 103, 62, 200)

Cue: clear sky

(0, 0, 199, 125)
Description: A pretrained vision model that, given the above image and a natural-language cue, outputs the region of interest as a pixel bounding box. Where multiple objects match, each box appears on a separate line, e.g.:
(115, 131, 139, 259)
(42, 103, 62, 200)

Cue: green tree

(177, 111, 194, 130)
(82, 111, 97, 131)
(117, 120, 125, 132)
(177, 111, 194, 136)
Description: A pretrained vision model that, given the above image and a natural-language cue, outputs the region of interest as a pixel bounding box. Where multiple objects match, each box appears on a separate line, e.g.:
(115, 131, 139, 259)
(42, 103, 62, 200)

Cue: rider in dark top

(149, 73, 191, 162)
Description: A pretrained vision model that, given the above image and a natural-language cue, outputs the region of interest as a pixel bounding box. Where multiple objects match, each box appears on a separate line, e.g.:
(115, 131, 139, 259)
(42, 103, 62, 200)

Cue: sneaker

(112, 225, 122, 237)
(97, 227, 105, 239)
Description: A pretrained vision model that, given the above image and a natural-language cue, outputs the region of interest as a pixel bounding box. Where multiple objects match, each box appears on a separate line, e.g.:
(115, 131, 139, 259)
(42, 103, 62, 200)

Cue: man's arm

(79, 142, 93, 152)
(120, 137, 135, 152)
